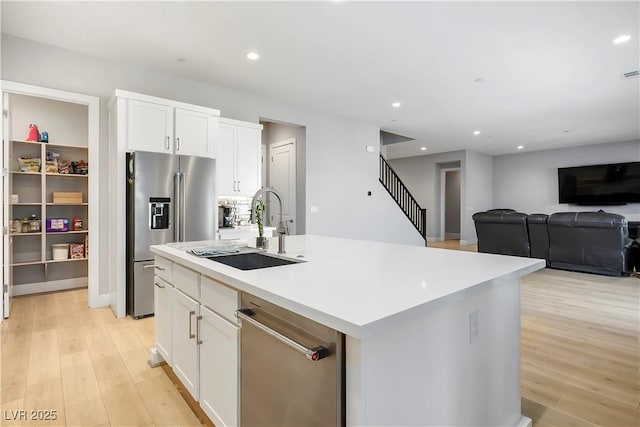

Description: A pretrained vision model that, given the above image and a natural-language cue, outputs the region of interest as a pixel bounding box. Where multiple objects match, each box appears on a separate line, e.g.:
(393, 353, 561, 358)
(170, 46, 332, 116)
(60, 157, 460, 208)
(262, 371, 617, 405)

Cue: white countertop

(218, 225, 275, 233)
(151, 235, 544, 338)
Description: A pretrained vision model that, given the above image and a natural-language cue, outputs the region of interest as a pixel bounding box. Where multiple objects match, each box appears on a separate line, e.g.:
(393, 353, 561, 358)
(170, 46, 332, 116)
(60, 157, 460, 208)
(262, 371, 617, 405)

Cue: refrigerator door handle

(180, 172, 186, 242)
(174, 172, 181, 242)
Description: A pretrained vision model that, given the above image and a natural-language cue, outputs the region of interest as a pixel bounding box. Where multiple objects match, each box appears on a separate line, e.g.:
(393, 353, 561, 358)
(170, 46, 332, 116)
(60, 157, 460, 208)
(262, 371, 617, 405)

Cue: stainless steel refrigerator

(126, 151, 216, 318)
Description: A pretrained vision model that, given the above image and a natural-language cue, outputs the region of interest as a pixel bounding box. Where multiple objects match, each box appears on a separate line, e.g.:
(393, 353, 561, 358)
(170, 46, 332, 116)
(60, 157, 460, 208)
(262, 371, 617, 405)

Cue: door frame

(1, 80, 102, 315)
(439, 167, 461, 241)
(268, 138, 296, 234)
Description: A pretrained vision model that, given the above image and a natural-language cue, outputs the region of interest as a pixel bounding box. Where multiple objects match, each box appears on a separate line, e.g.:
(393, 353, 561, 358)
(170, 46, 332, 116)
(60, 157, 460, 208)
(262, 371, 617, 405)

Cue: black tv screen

(558, 162, 640, 205)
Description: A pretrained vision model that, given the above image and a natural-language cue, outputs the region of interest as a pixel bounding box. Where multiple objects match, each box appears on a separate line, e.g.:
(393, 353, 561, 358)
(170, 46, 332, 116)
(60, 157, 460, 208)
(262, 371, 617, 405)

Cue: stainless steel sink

(206, 252, 304, 270)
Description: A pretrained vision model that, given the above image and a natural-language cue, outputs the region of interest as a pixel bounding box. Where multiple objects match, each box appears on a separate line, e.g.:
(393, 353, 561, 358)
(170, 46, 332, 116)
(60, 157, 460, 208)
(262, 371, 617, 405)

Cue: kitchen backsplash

(219, 197, 252, 226)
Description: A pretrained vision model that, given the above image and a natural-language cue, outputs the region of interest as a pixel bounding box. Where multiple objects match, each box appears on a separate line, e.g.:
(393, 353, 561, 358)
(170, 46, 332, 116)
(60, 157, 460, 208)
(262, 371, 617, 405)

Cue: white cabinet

(127, 100, 174, 153)
(217, 118, 262, 196)
(171, 286, 200, 400)
(175, 108, 217, 158)
(199, 305, 239, 427)
(119, 91, 219, 158)
(154, 276, 172, 364)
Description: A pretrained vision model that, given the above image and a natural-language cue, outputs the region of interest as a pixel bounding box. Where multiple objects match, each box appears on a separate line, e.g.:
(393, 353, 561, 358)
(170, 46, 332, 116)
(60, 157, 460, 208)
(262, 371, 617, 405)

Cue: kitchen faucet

(251, 188, 287, 254)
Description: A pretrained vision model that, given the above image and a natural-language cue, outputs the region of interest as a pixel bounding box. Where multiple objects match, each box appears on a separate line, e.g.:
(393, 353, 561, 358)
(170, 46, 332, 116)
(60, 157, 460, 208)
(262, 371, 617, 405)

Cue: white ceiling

(2, 1, 639, 159)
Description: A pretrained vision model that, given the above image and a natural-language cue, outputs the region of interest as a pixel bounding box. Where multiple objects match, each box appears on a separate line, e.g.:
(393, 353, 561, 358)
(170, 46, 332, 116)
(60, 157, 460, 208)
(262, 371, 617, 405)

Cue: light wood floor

(2, 243, 639, 427)
(0, 289, 201, 427)
(431, 239, 640, 427)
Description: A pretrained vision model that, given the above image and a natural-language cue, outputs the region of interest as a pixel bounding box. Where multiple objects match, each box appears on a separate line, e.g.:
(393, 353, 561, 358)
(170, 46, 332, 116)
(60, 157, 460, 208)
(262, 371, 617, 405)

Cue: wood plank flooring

(2, 242, 639, 427)
(0, 289, 200, 427)
(431, 239, 640, 427)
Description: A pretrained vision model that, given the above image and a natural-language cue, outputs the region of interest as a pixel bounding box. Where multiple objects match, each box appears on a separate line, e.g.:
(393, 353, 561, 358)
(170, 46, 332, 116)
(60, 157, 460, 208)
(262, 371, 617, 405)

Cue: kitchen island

(151, 235, 544, 427)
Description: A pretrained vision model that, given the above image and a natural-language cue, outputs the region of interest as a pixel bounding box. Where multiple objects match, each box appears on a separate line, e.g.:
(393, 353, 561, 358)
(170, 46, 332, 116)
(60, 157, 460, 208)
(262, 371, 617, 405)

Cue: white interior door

(3, 92, 12, 318)
(268, 139, 296, 234)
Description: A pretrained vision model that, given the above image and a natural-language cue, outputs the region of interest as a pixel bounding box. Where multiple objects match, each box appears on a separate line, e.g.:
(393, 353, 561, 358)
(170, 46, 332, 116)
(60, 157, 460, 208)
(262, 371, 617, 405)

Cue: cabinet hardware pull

(235, 309, 330, 362)
(237, 180, 241, 192)
(143, 264, 156, 269)
(176, 137, 180, 151)
(188, 310, 196, 339)
(154, 266, 165, 271)
(166, 136, 170, 149)
(196, 315, 203, 345)
(154, 282, 165, 289)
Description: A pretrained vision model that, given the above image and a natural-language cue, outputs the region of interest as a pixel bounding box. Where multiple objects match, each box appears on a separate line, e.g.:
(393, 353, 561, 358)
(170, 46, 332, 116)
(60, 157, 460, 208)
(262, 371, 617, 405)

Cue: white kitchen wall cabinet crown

(217, 117, 262, 196)
(118, 90, 219, 158)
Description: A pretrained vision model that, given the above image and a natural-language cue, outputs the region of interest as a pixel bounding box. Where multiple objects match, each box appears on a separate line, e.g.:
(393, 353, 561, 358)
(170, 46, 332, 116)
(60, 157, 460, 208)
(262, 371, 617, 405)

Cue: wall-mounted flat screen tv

(558, 162, 640, 205)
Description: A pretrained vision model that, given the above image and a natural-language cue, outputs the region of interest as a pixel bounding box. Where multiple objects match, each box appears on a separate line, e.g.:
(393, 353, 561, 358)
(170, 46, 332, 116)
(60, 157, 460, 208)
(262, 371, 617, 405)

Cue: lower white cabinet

(199, 305, 240, 427)
(154, 258, 240, 426)
(154, 276, 173, 364)
(171, 286, 200, 400)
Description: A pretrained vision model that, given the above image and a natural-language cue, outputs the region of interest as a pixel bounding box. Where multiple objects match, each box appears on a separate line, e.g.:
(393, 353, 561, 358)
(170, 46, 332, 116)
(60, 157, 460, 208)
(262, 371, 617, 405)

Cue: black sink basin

(207, 252, 303, 270)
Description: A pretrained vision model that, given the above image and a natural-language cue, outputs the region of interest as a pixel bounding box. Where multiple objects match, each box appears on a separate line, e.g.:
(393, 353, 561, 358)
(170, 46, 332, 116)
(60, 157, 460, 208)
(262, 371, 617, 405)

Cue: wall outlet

(469, 310, 479, 344)
(310, 205, 319, 213)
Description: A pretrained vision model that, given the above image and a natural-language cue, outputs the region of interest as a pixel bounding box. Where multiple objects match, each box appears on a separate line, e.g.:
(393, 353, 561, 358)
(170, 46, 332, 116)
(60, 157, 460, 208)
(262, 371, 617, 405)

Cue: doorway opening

(440, 166, 461, 242)
(259, 119, 306, 235)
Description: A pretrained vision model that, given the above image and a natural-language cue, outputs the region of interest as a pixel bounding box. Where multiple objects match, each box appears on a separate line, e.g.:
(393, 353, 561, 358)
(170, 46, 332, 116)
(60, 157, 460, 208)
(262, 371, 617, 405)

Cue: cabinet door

(171, 287, 199, 400)
(199, 306, 239, 427)
(154, 277, 172, 365)
(175, 108, 217, 158)
(235, 126, 261, 196)
(217, 123, 237, 195)
(127, 100, 174, 153)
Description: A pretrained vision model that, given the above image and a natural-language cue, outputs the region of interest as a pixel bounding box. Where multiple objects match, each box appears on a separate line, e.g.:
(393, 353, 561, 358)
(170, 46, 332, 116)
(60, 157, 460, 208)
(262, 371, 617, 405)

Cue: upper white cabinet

(217, 117, 262, 196)
(118, 90, 219, 158)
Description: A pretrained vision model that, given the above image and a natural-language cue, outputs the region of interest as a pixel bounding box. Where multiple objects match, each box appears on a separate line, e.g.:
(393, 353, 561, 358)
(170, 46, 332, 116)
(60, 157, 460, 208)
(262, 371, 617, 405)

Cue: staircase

(379, 155, 427, 241)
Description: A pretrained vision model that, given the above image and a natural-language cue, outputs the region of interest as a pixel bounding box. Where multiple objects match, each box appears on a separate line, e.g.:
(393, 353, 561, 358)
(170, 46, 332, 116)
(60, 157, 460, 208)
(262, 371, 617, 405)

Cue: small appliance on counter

(219, 205, 234, 228)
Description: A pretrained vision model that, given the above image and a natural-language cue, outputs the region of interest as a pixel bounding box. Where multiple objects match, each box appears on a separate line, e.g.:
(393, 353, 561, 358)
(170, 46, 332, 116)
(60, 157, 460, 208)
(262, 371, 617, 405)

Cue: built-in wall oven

(236, 292, 345, 427)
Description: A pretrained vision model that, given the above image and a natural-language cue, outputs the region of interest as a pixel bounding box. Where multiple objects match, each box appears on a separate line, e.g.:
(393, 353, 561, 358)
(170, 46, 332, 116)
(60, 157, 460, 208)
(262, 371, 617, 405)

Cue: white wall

(494, 140, 640, 217)
(2, 34, 423, 298)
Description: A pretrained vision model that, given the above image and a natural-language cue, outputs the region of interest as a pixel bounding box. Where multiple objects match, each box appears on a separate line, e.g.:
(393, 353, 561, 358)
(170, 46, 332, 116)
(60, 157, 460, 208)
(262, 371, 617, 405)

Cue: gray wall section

(261, 121, 307, 235)
(464, 150, 494, 243)
(493, 139, 640, 216)
(445, 170, 460, 234)
(2, 35, 424, 296)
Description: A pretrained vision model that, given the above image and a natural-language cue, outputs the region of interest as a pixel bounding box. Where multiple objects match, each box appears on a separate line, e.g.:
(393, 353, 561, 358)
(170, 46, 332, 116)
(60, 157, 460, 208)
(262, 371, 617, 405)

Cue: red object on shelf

(73, 217, 83, 231)
(27, 124, 40, 142)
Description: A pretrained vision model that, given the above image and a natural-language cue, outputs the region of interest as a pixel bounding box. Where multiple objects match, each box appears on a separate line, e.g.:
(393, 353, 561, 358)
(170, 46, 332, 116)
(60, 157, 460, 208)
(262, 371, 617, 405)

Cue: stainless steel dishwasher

(236, 292, 345, 427)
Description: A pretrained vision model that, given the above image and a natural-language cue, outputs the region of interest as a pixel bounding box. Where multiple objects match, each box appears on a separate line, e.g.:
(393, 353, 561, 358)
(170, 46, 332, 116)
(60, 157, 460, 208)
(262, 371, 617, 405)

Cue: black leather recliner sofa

(547, 212, 630, 276)
(472, 210, 530, 257)
(473, 210, 631, 276)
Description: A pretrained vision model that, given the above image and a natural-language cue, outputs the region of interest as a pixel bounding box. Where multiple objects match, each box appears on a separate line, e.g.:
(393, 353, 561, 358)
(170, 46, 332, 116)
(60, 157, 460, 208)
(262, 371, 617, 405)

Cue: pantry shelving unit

(2, 81, 99, 304)
(10, 138, 89, 288)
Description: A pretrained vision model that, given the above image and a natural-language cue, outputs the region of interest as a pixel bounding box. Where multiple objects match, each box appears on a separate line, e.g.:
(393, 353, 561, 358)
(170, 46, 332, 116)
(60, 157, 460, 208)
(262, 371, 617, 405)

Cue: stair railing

(379, 155, 427, 240)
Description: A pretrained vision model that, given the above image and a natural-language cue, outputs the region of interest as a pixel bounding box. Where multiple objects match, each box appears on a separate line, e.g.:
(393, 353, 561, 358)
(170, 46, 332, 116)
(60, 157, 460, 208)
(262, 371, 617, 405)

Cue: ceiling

(2, 1, 639, 159)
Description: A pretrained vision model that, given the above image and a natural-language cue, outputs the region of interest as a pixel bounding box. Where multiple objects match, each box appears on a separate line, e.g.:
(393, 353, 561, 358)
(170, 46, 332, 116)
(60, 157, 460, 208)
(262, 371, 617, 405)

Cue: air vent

(621, 70, 639, 79)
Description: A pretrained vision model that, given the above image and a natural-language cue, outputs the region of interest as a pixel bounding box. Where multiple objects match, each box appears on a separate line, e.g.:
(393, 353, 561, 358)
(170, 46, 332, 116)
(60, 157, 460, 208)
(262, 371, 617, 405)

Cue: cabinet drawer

(173, 264, 200, 300)
(201, 275, 239, 324)
(154, 256, 173, 283)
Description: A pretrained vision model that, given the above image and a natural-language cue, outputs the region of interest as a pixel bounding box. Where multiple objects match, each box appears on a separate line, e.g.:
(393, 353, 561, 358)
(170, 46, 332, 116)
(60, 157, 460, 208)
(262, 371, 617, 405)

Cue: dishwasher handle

(236, 309, 330, 362)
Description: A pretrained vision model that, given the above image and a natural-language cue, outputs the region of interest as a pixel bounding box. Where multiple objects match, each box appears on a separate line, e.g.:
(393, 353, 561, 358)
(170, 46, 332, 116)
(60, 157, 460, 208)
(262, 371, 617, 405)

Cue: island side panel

(347, 276, 523, 426)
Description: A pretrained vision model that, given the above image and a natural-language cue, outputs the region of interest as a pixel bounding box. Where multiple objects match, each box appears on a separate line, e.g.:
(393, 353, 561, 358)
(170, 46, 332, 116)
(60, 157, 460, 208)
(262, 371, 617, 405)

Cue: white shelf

(11, 232, 42, 236)
(11, 171, 41, 175)
(12, 203, 42, 206)
(46, 258, 88, 264)
(11, 139, 42, 145)
(12, 261, 43, 267)
(46, 173, 89, 178)
(46, 203, 88, 206)
(46, 230, 88, 235)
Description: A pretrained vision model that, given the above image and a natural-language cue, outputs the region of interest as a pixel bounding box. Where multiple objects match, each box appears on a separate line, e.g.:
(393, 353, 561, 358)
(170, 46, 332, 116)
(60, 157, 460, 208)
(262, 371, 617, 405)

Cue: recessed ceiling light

(246, 52, 260, 60)
(474, 77, 486, 83)
(517, 145, 524, 150)
(420, 147, 427, 151)
(613, 34, 631, 44)
(473, 130, 481, 135)
(177, 58, 187, 63)
(392, 102, 401, 108)
(563, 130, 571, 133)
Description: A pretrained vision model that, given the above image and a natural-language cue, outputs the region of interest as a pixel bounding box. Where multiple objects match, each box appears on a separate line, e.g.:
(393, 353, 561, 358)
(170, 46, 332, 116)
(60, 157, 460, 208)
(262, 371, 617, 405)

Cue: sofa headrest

(527, 214, 549, 224)
(473, 211, 528, 225)
(548, 212, 627, 228)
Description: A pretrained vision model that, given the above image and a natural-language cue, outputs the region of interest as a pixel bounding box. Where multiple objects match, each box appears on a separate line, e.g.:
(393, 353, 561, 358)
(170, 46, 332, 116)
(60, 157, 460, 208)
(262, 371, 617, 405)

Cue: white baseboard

(13, 277, 88, 296)
(89, 292, 111, 309)
(427, 236, 444, 242)
(515, 415, 533, 427)
(460, 238, 478, 245)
